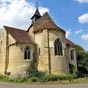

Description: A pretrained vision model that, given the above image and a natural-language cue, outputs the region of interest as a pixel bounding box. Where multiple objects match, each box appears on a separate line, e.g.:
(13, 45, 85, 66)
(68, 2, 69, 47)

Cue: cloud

(76, 0, 88, 3)
(75, 29, 82, 34)
(0, 0, 49, 30)
(81, 34, 88, 40)
(66, 30, 71, 38)
(78, 13, 88, 23)
(0, 0, 12, 2)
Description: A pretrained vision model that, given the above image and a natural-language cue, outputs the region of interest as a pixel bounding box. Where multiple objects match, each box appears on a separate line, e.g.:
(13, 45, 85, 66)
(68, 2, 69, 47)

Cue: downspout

(4, 32, 9, 74)
(47, 29, 51, 74)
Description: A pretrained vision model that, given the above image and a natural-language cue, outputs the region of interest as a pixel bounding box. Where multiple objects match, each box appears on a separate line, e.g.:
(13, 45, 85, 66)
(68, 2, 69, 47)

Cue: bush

(29, 70, 45, 78)
(28, 77, 40, 82)
(69, 64, 77, 74)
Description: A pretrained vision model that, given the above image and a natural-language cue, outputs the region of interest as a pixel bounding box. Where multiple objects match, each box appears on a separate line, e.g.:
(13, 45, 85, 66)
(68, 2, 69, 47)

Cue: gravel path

(0, 82, 88, 88)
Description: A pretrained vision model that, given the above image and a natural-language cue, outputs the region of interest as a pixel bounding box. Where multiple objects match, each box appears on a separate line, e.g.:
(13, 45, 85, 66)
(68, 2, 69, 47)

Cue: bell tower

(31, 2, 41, 24)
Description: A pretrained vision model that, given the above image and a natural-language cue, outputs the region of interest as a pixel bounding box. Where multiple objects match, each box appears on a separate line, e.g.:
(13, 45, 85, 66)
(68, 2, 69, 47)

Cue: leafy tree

(75, 45, 88, 77)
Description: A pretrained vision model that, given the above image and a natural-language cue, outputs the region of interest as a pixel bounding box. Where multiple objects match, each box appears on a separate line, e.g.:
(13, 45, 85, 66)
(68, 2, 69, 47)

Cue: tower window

(70, 50, 74, 60)
(54, 38, 63, 56)
(39, 48, 40, 55)
(24, 47, 30, 59)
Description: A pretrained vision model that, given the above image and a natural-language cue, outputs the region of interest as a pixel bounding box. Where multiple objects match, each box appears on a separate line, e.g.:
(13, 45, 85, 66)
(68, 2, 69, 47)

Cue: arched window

(24, 47, 30, 59)
(54, 38, 63, 56)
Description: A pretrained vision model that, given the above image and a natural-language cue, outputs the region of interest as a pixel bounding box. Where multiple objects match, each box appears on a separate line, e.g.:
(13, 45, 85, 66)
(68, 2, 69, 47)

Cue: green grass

(50, 78, 88, 84)
(0, 74, 88, 84)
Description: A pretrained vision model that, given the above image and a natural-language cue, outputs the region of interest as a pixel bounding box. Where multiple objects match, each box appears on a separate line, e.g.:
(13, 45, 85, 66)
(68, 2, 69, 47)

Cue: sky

(0, 0, 88, 51)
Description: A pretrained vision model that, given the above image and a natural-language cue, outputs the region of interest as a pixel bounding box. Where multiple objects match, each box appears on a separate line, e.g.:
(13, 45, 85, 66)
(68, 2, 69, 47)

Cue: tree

(75, 45, 88, 77)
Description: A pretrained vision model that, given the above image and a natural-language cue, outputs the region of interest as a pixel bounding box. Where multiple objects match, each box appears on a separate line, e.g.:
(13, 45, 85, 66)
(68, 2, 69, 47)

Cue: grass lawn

(0, 74, 88, 84)
(45, 78, 88, 84)
(24, 78, 88, 84)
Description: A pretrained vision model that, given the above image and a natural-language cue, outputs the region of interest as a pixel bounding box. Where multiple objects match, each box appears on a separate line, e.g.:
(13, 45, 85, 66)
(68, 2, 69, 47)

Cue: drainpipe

(4, 31, 9, 74)
(47, 29, 51, 75)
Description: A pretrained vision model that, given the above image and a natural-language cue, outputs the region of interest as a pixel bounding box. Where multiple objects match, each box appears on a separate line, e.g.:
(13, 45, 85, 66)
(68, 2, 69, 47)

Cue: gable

(8, 33, 16, 45)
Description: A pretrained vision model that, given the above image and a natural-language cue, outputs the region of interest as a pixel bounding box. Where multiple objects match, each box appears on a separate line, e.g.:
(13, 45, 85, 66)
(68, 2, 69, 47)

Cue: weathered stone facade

(0, 9, 77, 77)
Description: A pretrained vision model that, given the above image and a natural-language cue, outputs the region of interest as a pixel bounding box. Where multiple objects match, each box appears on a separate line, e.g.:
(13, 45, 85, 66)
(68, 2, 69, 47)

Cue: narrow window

(39, 48, 40, 55)
(24, 47, 30, 59)
(54, 38, 63, 56)
(70, 50, 74, 60)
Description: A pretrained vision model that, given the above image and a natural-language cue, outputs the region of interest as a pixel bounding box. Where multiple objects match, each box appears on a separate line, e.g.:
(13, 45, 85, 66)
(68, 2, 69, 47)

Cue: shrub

(69, 64, 77, 74)
(29, 70, 45, 78)
(28, 77, 40, 82)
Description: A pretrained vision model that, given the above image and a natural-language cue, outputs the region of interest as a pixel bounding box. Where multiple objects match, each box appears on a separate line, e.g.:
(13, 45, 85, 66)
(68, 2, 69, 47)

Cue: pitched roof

(32, 12, 65, 33)
(4, 26, 35, 44)
(66, 39, 75, 47)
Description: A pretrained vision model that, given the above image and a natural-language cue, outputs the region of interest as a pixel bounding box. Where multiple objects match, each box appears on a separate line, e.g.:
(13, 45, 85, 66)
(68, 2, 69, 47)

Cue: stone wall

(0, 27, 8, 74)
(35, 29, 69, 75)
(28, 26, 35, 39)
(0, 25, 77, 77)
(0, 27, 35, 77)
(66, 46, 77, 68)
(7, 44, 34, 77)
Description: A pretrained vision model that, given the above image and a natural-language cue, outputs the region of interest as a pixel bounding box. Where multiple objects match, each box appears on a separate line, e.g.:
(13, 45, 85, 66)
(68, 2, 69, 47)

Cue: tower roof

(31, 8, 41, 19)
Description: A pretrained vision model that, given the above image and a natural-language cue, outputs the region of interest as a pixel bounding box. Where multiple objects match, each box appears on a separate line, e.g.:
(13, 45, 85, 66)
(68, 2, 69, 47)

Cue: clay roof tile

(4, 25, 35, 44)
(66, 39, 75, 47)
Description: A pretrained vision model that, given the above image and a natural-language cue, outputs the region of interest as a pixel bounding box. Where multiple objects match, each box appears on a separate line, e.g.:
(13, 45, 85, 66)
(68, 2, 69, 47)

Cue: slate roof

(32, 12, 66, 33)
(4, 26, 35, 44)
(31, 8, 41, 19)
(66, 39, 75, 47)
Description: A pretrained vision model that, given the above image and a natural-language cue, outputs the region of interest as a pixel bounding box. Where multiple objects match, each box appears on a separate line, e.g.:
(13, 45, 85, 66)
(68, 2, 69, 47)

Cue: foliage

(29, 70, 45, 78)
(0, 74, 27, 82)
(28, 77, 40, 82)
(69, 64, 77, 74)
(0, 73, 76, 83)
(0, 74, 9, 81)
(12, 77, 27, 82)
(28, 69, 76, 82)
(41, 74, 76, 82)
(75, 44, 88, 77)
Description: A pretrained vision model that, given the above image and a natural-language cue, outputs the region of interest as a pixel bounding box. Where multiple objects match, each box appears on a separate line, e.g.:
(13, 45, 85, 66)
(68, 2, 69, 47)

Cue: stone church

(0, 8, 77, 77)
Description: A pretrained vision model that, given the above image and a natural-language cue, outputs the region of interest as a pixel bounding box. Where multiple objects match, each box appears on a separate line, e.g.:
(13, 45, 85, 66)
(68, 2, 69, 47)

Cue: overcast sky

(0, 0, 88, 50)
